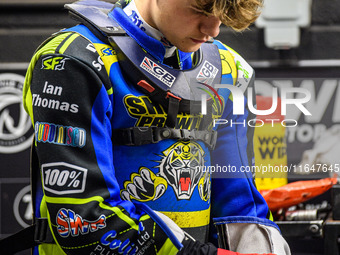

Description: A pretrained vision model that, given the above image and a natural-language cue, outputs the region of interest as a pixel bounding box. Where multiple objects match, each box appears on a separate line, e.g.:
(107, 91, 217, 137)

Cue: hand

(177, 238, 276, 255)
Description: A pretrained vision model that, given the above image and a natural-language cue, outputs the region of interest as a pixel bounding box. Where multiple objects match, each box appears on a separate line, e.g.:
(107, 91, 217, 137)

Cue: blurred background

(0, 0, 340, 254)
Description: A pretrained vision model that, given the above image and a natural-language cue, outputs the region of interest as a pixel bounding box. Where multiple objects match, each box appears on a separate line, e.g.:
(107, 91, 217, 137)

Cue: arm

(210, 46, 291, 255)
(23, 32, 184, 254)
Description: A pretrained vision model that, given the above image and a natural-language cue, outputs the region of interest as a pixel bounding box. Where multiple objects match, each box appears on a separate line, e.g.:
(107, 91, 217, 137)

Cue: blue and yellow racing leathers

(23, 0, 290, 254)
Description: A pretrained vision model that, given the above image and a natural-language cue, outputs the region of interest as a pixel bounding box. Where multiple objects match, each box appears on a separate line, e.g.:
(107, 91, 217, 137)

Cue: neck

(124, 0, 176, 58)
(134, 0, 156, 29)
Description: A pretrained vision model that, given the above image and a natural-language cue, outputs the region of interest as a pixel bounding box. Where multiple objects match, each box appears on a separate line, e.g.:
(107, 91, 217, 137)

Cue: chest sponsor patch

(140, 57, 176, 87)
(35, 122, 86, 148)
(57, 208, 106, 237)
(196, 60, 218, 86)
(41, 162, 88, 195)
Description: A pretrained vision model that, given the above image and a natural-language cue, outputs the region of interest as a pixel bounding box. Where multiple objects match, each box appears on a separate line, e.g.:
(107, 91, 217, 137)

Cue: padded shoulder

(26, 27, 114, 94)
(65, 0, 126, 40)
(214, 40, 254, 92)
(213, 40, 237, 85)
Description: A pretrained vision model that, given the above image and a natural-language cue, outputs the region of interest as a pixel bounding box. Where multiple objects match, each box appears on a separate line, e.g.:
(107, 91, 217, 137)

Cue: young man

(22, 0, 291, 254)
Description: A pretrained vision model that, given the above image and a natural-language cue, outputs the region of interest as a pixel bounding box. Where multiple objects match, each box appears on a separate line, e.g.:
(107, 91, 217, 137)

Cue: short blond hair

(194, 0, 263, 31)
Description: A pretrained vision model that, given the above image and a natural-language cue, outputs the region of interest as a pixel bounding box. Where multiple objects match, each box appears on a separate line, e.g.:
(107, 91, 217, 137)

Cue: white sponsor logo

(196, 60, 218, 86)
(140, 57, 176, 87)
(42, 162, 88, 195)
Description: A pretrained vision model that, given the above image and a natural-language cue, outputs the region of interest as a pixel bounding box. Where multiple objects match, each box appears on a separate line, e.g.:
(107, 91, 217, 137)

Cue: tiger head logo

(156, 140, 206, 200)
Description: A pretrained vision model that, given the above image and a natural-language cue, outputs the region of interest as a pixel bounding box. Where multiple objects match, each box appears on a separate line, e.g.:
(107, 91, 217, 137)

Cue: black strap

(177, 237, 218, 255)
(0, 218, 54, 254)
(34, 218, 55, 245)
(0, 225, 35, 254)
(165, 93, 181, 128)
(112, 127, 218, 150)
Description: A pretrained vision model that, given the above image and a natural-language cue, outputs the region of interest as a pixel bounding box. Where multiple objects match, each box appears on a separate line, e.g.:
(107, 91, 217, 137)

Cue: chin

(178, 44, 201, 53)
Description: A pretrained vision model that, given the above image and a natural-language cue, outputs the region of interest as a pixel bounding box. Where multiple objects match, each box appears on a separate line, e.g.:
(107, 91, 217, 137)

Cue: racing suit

(22, 0, 290, 254)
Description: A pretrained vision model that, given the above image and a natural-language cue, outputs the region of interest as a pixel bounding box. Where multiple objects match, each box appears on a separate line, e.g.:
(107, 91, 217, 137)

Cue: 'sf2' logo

(42, 56, 69, 71)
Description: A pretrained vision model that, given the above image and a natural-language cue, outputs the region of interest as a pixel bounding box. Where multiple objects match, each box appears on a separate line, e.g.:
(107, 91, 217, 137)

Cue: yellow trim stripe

(38, 243, 65, 255)
(98, 202, 139, 231)
(44, 195, 104, 204)
(59, 33, 80, 54)
(140, 214, 150, 221)
(157, 238, 179, 255)
(159, 207, 210, 228)
(107, 87, 113, 96)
